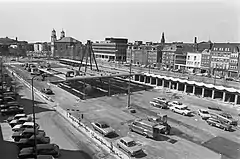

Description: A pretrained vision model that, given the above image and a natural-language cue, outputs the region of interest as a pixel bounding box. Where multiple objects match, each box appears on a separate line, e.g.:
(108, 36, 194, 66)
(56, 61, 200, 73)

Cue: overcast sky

(0, 0, 239, 43)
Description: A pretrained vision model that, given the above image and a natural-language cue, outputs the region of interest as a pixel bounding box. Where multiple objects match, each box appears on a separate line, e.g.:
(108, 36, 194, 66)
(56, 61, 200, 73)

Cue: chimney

(194, 37, 197, 44)
(16, 37, 18, 41)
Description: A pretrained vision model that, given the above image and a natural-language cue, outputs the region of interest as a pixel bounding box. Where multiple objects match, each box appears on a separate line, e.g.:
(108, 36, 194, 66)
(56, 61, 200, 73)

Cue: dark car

(18, 144, 60, 159)
(206, 117, 232, 131)
(1, 106, 24, 116)
(208, 106, 222, 111)
(17, 136, 50, 149)
(1, 103, 20, 109)
(12, 128, 46, 142)
(0, 96, 16, 104)
(41, 88, 53, 95)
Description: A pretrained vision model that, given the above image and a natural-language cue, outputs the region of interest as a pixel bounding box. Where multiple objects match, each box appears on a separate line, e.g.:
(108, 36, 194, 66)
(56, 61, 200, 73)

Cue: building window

(194, 56, 196, 60)
(187, 56, 190, 60)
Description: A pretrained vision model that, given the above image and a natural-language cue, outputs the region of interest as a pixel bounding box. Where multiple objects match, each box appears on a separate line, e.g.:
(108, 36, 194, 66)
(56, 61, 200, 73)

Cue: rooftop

(55, 37, 81, 43)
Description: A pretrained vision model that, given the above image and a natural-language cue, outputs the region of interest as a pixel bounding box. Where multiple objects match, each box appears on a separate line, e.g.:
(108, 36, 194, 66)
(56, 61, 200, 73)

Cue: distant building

(210, 43, 233, 77)
(0, 37, 28, 56)
(186, 52, 202, 72)
(92, 37, 128, 61)
(162, 45, 177, 69)
(200, 49, 212, 73)
(50, 29, 83, 59)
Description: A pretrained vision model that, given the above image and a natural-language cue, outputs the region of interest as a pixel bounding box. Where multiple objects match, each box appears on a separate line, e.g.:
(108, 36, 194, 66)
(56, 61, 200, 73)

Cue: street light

(31, 73, 45, 159)
(127, 46, 132, 109)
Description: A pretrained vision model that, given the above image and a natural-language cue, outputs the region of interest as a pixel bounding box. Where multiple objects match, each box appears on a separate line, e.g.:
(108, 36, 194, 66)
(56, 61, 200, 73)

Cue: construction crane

(78, 40, 100, 73)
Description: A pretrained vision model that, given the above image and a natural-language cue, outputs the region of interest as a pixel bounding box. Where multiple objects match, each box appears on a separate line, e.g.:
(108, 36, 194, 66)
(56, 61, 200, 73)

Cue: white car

(153, 97, 168, 104)
(170, 105, 192, 116)
(198, 109, 211, 120)
(167, 101, 183, 107)
(117, 136, 142, 156)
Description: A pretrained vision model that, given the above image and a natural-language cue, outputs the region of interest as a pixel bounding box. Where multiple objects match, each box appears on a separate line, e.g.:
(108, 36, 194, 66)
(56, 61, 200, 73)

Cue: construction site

(5, 40, 240, 159)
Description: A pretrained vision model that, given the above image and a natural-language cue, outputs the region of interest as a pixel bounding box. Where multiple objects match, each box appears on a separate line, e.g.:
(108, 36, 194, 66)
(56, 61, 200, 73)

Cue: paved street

(7, 62, 240, 159)
(0, 74, 110, 159)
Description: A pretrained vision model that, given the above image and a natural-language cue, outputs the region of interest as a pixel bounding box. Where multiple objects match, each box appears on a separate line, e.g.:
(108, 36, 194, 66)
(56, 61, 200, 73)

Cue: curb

(6, 67, 129, 159)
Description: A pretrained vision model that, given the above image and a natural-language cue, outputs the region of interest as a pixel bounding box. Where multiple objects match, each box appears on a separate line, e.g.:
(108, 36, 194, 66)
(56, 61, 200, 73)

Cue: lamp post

(127, 46, 132, 108)
(1, 53, 4, 101)
(31, 74, 41, 159)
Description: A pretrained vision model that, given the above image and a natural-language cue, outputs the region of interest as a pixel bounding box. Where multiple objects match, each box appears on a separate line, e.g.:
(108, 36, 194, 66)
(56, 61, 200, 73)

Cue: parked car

(218, 112, 238, 126)
(206, 117, 232, 131)
(0, 96, 15, 104)
(1, 106, 24, 116)
(91, 121, 115, 136)
(18, 144, 60, 159)
(208, 105, 222, 111)
(12, 122, 40, 132)
(17, 135, 50, 149)
(12, 128, 46, 142)
(153, 97, 168, 105)
(169, 105, 192, 116)
(167, 101, 183, 107)
(150, 100, 168, 109)
(7, 113, 27, 122)
(9, 116, 32, 128)
(225, 77, 234, 81)
(198, 109, 211, 120)
(116, 136, 142, 156)
(0, 102, 19, 109)
(41, 88, 53, 95)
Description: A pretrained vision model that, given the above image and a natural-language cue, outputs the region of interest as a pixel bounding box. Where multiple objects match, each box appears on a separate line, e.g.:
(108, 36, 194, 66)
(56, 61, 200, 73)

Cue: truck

(129, 117, 170, 139)
(147, 114, 171, 134)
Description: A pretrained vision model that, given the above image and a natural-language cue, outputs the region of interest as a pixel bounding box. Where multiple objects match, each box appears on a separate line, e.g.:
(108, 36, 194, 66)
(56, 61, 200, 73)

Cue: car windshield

(127, 141, 136, 147)
(175, 102, 182, 105)
(201, 110, 209, 114)
(101, 124, 109, 128)
(222, 113, 232, 119)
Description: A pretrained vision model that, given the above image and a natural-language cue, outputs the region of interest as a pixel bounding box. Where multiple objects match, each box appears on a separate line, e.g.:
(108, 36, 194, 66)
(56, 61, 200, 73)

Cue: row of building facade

(126, 40, 240, 78)
(1, 30, 240, 78)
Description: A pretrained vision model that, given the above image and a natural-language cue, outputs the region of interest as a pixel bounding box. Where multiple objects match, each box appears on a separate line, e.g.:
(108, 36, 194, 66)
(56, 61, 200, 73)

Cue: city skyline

(0, 0, 239, 43)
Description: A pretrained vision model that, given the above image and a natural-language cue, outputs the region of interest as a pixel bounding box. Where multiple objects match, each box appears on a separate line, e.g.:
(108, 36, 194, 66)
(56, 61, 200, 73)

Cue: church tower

(60, 29, 65, 39)
(51, 29, 57, 57)
(161, 32, 165, 44)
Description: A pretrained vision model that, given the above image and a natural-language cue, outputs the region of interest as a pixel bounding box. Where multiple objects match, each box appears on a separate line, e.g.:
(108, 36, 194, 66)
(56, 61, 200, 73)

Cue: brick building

(50, 29, 83, 59)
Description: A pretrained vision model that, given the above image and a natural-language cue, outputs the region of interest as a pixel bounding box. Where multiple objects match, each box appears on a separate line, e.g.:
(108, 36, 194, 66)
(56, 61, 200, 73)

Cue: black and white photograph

(0, 0, 240, 159)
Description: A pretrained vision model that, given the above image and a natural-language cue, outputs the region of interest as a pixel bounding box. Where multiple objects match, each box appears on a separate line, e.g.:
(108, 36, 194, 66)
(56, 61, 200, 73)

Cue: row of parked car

(0, 73, 59, 159)
(150, 97, 238, 131)
(7, 113, 60, 159)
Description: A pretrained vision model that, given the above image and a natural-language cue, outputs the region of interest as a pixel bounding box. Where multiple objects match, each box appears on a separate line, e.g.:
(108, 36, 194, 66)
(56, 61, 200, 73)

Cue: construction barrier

(6, 67, 129, 159)
(54, 105, 130, 159)
(6, 67, 54, 104)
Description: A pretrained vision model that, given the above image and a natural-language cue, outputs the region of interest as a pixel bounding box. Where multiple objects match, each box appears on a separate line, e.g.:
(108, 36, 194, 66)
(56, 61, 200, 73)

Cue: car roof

(13, 124, 23, 129)
(19, 117, 28, 120)
(22, 129, 35, 133)
(15, 114, 26, 117)
(96, 121, 108, 125)
(23, 122, 34, 126)
(175, 105, 187, 108)
(37, 144, 56, 150)
(199, 109, 208, 112)
(120, 136, 134, 143)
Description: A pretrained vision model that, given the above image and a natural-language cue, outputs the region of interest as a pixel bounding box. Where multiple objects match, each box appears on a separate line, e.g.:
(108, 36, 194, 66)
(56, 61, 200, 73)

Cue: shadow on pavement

(202, 136, 240, 159)
(0, 125, 18, 159)
(59, 149, 92, 159)
(18, 98, 54, 115)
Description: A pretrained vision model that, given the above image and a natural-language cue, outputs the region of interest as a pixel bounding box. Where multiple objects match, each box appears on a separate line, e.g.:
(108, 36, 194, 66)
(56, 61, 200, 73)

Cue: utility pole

(127, 46, 132, 108)
(1, 53, 4, 101)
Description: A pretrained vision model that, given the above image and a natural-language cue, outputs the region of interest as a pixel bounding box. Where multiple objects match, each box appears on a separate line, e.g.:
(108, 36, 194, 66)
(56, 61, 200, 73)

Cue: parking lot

(6, 61, 240, 159)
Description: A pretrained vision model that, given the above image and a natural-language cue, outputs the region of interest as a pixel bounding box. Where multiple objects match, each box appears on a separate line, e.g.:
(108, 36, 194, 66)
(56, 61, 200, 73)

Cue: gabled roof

(55, 37, 81, 43)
